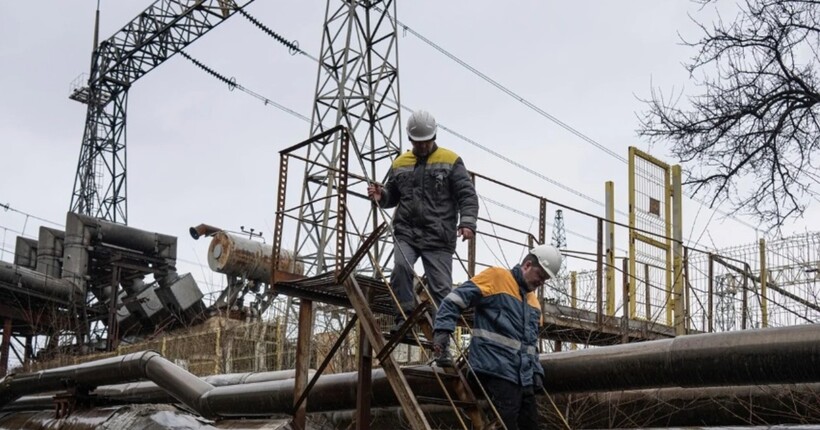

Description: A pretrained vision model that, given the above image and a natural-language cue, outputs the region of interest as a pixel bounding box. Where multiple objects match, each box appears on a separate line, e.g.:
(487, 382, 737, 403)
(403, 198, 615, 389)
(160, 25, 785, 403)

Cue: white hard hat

(406, 110, 437, 142)
(530, 244, 563, 279)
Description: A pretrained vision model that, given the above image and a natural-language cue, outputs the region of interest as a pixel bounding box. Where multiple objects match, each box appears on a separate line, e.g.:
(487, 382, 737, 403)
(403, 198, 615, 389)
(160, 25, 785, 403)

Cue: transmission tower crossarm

(70, 0, 256, 224)
(87, 0, 256, 99)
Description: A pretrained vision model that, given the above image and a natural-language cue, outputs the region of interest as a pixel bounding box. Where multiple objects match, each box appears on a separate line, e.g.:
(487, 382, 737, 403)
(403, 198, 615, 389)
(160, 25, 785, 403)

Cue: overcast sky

(2, 1, 816, 297)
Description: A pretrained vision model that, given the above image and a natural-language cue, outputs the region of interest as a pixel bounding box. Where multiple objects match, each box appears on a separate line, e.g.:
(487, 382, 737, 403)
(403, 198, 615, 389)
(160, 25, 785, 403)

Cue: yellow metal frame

(628, 147, 673, 325)
(605, 181, 616, 316)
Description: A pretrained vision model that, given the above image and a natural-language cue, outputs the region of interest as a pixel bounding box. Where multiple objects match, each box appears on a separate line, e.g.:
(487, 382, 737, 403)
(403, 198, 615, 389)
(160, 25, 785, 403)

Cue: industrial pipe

(541, 323, 820, 393)
(68, 213, 177, 257)
(189, 223, 222, 240)
(61, 212, 93, 298)
(91, 369, 313, 404)
(0, 261, 75, 301)
(541, 383, 820, 428)
(35, 226, 64, 278)
(0, 351, 454, 418)
(2, 325, 820, 418)
(199, 367, 456, 417)
(4, 370, 311, 411)
(62, 212, 180, 299)
(0, 351, 212, 417)
(12, 237, 37, 269)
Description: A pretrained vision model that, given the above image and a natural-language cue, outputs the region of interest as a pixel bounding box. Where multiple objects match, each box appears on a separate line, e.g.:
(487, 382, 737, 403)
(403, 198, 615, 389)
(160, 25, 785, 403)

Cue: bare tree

(639, 0, 820, 230)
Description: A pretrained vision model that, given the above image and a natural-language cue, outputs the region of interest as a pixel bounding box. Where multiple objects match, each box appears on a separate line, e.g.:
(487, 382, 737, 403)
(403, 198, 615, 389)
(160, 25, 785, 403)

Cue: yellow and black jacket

(434, 265, 544, 387)
(378, 144, 478, 252)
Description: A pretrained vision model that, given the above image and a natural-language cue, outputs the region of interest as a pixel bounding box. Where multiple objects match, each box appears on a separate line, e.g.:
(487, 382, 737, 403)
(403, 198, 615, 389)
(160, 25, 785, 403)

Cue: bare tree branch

(639, 0, 820, 231)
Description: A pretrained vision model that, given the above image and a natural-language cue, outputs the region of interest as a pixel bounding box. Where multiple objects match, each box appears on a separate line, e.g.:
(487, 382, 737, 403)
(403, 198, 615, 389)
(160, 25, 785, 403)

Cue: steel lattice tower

(69, 0, 254, 224)
(550, 209, 569, 303)
(294, 0, 401, 275)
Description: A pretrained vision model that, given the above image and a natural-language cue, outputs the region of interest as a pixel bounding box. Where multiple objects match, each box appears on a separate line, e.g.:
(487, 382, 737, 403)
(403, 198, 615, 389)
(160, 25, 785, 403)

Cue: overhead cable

(380, 8, 760, 233)
(236, 8, 319, 61)
(0, 202, 62, 227)
(178, 51, 310, 123)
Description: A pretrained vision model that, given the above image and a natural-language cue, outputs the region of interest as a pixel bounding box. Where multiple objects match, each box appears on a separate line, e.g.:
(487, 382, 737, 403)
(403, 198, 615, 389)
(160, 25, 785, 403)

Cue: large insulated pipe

(0, 261, 74, 301)
(542, 323, 820, 393)
(0, 351, 454, 418)
(201, 324, 820, 416)
(62, 212, 93, 298)
(540, 383, 820, 428)
(6, 369, 316, 411)
(62, 212, 180, 298)
(12, 237, 37, 269)
(92, 369, 313, 403)
(35, 226, 64, 278)
(200, 367, 456, 417)
(68, 213, 177, 258)
(0, 351, 212, 417)
(207, 231, 303, 283)
(2, 325, 819, 418)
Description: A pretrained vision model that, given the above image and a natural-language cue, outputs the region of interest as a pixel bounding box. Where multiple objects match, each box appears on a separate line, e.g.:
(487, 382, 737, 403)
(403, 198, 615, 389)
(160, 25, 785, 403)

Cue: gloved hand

(432, 330, 453, 368)
(533, 372, 545, 391)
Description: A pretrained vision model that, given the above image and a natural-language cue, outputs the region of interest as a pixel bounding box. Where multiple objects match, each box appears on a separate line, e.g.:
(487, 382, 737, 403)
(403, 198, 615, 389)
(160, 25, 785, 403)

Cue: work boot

(389, 318, 415, 341)
(389, 322, 403, 337)
(432, 330, 453, 368)
(434, 348, 453, 368)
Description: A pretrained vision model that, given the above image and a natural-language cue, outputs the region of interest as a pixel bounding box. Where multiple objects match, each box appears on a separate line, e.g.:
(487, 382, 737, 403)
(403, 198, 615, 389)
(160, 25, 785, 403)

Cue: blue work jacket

(434, 265, 544, 386)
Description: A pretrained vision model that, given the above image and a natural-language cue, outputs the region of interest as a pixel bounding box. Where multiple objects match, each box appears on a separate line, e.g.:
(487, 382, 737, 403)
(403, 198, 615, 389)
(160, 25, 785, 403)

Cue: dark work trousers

(390, 239, 453, 324)
(478, 373, 538, 430)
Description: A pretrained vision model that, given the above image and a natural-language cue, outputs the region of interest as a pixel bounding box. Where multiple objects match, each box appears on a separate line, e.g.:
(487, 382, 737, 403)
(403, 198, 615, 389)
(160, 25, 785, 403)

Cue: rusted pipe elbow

(189, 224, 222, 240)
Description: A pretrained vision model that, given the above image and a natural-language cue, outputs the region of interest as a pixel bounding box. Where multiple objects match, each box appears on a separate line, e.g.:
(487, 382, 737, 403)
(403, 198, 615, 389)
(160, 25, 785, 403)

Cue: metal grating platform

(274, 272, 682, 346)
(274, 272, 395, 315)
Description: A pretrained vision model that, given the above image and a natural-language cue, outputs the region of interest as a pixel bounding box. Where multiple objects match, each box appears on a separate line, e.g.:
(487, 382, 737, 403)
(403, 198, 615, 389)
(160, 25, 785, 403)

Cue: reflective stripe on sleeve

(459, 215, 477, 226)
(445, 291, 468, 309)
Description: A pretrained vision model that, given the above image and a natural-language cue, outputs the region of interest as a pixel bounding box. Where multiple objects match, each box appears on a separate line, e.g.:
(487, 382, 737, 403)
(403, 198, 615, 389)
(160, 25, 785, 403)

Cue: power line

(242, 7, 756, 235)
(380, 8, 626, 163)
(0, 202, 62, 227)
(236, 8, 318, 62)
(434, 118, 625, 216)
(231, 9, 616, 213)
(381, 10, 761, 233)
(176, 48, 735, 258)
(206, 13, 760, 245)
(178, 51, 311, 123)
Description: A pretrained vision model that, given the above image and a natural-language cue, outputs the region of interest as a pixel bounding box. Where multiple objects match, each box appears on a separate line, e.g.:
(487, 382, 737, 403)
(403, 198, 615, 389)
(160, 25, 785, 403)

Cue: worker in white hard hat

(433, 244, 563, 430)
(367, 109, 478, 333)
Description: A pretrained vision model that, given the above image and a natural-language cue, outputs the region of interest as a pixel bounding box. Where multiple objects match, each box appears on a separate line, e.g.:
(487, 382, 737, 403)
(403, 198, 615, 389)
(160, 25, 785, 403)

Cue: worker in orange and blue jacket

(433, 244, 563, 430)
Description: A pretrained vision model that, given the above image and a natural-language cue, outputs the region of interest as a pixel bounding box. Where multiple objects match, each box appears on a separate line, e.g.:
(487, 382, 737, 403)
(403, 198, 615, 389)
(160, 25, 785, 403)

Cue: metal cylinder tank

(207, 232, 302, 282)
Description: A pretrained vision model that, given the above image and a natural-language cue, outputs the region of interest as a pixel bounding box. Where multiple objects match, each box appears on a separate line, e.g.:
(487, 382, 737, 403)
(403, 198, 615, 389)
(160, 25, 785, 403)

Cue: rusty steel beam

(342, 276, 431, 430)
(0, 319, 11, 375)
(292, 299, 313, 429)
